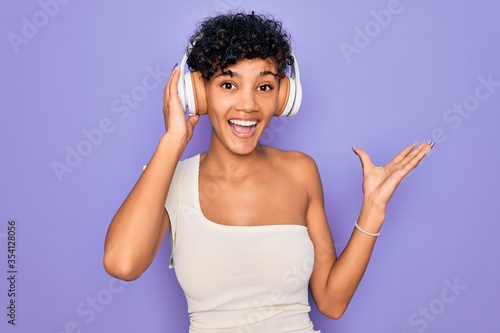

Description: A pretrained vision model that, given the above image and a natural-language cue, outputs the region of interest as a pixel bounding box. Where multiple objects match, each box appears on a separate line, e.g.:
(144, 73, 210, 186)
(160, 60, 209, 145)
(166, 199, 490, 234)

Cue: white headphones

(177, 51, 302, 117)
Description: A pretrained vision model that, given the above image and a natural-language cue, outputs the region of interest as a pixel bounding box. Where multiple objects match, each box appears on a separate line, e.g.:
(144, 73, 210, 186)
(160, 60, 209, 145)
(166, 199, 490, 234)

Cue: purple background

(1, 0, 499, 332)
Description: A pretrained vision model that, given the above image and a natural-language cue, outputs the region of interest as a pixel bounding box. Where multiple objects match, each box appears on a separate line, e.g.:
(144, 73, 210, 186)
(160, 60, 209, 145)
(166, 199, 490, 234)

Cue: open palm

(353, 142, 434, 210)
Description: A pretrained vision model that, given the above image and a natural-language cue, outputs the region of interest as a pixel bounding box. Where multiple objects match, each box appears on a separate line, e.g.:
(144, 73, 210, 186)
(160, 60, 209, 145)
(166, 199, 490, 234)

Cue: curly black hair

(186, 11, 294, 81)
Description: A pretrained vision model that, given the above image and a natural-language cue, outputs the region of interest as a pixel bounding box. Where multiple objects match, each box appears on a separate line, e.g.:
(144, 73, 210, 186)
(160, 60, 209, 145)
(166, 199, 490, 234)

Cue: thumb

(352, 147, 373, 170)
(187, 115, 200, 128)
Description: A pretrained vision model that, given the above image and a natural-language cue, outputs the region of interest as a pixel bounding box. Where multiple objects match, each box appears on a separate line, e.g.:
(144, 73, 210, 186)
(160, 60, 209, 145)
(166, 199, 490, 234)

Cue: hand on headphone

(163, 65, 200, 146)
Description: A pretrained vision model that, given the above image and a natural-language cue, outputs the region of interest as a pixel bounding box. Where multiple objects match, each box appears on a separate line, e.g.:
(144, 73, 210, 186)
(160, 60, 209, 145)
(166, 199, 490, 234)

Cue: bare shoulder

(263, 146, 320, 182)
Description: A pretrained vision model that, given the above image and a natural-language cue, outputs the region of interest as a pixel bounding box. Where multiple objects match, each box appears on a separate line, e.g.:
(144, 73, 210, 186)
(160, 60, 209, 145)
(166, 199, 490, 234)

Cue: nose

(235, 88, 259, 113)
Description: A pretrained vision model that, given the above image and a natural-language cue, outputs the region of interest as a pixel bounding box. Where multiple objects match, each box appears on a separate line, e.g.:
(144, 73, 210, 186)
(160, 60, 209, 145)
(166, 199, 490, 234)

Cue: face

(205, 57, 280, 155)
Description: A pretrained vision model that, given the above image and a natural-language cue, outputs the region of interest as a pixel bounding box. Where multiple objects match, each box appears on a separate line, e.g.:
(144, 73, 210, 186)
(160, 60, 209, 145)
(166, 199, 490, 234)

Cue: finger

(352, 147, 374, 170)
(399, 142, 434, 173)
(163, 65, 178, 107)
(390, 143, 417, 165)
(187, 115, 200, 129)
(405, 142, 433, 163)
(166, 66, 181, 105)
(169, 67, 184, 108)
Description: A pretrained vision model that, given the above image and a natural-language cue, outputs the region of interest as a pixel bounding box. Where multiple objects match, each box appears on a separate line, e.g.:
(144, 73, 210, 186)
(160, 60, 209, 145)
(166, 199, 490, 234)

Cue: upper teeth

(229, 119, 257, 126)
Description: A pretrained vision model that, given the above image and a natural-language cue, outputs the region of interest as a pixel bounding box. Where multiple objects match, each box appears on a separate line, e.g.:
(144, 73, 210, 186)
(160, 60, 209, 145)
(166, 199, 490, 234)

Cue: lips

(228, 119, 258, 135)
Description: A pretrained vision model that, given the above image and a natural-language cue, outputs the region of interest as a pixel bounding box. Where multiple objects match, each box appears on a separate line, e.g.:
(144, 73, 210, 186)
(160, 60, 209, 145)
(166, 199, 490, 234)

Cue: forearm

(103, 133, 186, 280)
(324, 204, 385, 317)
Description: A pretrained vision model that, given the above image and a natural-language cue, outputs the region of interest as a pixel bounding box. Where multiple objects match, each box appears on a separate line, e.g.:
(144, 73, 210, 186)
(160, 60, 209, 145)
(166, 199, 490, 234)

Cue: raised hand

(352, 142, 434, 211)
(162, 66, 199, 145)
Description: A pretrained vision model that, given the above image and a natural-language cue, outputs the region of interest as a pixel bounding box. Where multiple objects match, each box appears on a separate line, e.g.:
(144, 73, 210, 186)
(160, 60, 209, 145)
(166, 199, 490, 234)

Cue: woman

(103, 12, 434, 332)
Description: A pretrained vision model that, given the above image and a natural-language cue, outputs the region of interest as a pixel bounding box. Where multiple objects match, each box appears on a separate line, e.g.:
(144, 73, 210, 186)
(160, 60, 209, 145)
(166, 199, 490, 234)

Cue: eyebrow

(214, 70, 279, 79)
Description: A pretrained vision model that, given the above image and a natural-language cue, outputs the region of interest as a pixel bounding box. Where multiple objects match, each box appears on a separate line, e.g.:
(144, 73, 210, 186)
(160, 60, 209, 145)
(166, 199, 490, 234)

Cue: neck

(201, 134, 269, 179)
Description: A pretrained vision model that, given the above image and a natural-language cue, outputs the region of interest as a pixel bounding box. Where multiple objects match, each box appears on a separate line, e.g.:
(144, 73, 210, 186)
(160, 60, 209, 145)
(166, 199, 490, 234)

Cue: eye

(258, 84, 274, 92)
(221, 82, 235, 90)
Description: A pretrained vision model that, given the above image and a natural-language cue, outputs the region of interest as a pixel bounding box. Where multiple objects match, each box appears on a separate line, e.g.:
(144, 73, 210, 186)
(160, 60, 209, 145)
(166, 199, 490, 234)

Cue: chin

(228, 140, 261, 156)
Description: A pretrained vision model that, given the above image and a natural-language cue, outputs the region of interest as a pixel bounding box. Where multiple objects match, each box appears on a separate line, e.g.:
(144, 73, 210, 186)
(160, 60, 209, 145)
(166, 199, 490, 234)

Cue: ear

(275, 76, 290, 116)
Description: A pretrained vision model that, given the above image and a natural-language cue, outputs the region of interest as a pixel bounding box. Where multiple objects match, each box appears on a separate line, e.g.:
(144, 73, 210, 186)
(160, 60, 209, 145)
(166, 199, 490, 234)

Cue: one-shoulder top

(165, 154, 320, 333)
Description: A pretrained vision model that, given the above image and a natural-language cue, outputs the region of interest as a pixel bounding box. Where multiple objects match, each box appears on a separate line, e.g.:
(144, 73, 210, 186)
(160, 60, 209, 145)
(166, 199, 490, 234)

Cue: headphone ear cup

(177, 66, 188, 114)
(182, 71, 195, 116)
(275, 76, 298, 117)
(275, 76, 291, 116)
(190, 71, 208, 115)
(285, 76, 300, 117)
(276, 53, 302, 117)
(179, 70, 207, 116)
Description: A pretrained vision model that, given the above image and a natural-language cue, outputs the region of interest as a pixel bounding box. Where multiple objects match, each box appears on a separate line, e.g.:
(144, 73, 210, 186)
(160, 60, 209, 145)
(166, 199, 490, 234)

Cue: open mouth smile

(228, 119, 258, 136)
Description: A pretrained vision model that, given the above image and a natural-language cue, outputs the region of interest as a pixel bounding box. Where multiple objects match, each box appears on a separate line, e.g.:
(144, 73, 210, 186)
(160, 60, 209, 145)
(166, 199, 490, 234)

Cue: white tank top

(165, 154, 320, 333)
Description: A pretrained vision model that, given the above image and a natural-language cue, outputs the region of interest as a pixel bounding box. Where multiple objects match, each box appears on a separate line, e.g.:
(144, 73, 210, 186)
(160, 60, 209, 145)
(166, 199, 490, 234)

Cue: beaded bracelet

(354, 220, 380, 237)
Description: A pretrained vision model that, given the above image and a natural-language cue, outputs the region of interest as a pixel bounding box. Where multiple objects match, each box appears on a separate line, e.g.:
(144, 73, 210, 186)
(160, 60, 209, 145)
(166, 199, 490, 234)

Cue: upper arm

(299, 156, 337, 307)
(151, 208, 171, 258)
